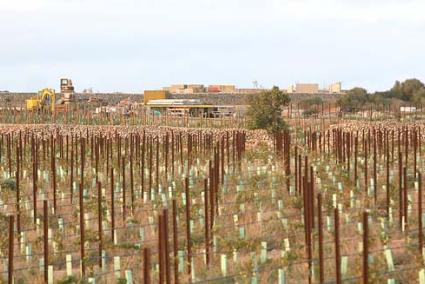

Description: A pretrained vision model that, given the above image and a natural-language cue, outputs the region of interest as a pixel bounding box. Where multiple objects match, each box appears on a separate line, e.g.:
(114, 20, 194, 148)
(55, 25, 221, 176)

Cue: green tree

(337, 87, 369, 112)
(299, 97, 323, 117)
(391, 80, 402, 95)
(299, 97, 323, 108)
(412, 88, 425, 105)
(247, 86, 290, 134)
(391, 78, 424, 101)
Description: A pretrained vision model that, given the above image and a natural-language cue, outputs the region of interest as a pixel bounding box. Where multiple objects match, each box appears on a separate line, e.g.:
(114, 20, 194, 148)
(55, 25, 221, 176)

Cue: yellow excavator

(25, 78, 76, 112)
(26, 88, 56, 112)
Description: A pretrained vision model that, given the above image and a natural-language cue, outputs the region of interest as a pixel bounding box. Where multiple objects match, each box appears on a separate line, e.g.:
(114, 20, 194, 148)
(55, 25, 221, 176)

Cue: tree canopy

(338, 79, 425, 112)
(247, 86, 290, 134)
(391, 79, 425, 101)
(337, 87, 369, 112)
(299, 97, 323, 117)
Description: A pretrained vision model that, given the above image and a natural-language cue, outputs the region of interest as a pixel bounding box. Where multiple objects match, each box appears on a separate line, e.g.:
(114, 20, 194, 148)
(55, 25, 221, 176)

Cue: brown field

(0, 114, 424, 283)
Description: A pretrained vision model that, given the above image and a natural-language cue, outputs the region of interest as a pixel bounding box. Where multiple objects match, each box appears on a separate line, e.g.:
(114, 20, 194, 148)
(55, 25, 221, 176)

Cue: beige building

(236, 88, 265, 94)
(287, 83, 319, 94)
(165, 84, 205, 94)
(208, 84, 236, 93)
(287, 82, 343, 94)
(167, 84, 185, 93)
(329, 82, 342, 93)
(187, 84, 205, 92)
(287, 85, 296, 93)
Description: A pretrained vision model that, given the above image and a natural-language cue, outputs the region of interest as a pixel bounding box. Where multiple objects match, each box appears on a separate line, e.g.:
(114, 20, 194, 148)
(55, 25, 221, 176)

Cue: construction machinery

(26, 78, 77, 112)
(25, 88, 56, 112)
(60, 78, 75, 104)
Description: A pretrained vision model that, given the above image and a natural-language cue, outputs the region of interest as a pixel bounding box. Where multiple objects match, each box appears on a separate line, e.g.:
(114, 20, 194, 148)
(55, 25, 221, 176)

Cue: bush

(337, 87, 369, 112)
(303, 108, 319, 117)
(247, 86, 290, 134)
(1, 178, 16, 191)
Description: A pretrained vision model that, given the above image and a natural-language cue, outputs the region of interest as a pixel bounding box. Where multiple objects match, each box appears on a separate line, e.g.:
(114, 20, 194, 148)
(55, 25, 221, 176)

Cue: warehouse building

(146, 99, 239, 117)
(144, 90, 169, 104)
(163, 84, 238, 94)
(164, 84, 205, 94)
(207, 85, 236, 93)
(287, 83, 319, 94)
(328, 82, 342, 94)
(287, 82, 343, 94)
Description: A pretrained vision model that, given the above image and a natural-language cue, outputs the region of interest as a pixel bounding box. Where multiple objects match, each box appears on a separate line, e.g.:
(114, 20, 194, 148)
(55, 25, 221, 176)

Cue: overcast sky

(1, 0, 424, 92)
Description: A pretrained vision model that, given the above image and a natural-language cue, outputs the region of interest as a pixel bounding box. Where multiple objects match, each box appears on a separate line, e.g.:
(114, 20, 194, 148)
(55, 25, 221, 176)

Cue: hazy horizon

(1, 0, 424, 93)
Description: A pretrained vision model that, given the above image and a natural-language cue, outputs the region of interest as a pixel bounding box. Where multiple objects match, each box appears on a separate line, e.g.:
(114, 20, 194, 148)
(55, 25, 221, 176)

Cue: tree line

(338, 78, 425, 112)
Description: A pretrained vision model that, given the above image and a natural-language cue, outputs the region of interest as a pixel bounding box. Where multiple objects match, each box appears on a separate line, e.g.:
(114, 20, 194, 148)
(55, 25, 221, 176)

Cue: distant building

(329, 82, 342, 94)
(287, 82, 343, 94)
(286, 85, 295, 93)
(208, 85, 236, 93)
(144, 90, 168, 104)
(146, 99, 239, 118)
(164, 84, 238, 94)
(165, 84, 205, 94)
(207, 86, 220, 93)
(400, 106, 416, 113)
(187, 84, 205, 92)
(236, 88, 266, 94)
(147, 99, 202, 106)
(287, 83, 319, 94)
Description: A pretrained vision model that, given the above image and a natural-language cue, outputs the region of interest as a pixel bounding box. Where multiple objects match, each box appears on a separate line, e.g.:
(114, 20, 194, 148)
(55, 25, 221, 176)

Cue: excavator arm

(39, 89, 55, 112)
(26, 88, 56, 112)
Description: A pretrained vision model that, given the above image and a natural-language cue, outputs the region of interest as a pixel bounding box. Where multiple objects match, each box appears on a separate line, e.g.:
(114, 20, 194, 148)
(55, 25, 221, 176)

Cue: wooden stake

(143, 248, 151, 284)
(8, 215, 14, 284)
(363, 211, 368, 284)
(43, 200, 48, 283)
(334, 208, 341, 284)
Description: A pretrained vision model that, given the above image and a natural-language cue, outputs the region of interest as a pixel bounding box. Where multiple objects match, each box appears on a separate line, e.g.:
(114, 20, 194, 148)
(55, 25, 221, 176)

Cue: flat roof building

(144, 90, 168, 104)
(329, 82, 342, 94)
(208, 85, 236, 93)
(165, 84, 205, 94)
(287, 83, 319, 94)
(287, 82, 343, 94)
